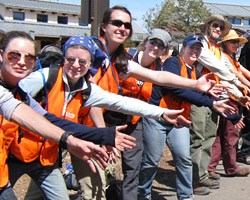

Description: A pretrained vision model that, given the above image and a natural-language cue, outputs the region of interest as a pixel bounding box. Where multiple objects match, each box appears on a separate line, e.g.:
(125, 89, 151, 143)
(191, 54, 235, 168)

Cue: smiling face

(0, 37, 36, 87)
(206, 20, 225, 42)
(144, 38, 165, 59)
(101, 9, 132, 53)
(182, 43, 202, 66)
(63, 46, 91, 85)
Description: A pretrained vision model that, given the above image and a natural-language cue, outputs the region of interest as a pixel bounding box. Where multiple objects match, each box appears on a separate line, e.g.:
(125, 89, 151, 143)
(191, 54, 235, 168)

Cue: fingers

(176, 116, 192, 126)
(86, 159, 97, 173)
(115, 133, 136, 151)
(92, 150, 108, 170)
(116, 124, 128, 132)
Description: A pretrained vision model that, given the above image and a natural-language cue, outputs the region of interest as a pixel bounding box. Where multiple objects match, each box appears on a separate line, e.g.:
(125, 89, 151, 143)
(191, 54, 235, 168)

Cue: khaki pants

(71, 154, 106, 200)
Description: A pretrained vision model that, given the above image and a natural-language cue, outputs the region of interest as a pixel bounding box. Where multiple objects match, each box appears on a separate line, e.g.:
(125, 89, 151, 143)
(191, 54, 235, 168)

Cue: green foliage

(143, 0, 211, 42)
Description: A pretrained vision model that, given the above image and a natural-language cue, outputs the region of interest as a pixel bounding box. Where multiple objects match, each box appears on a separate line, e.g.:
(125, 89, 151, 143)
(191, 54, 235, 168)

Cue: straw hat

(217, 29, 248, 46)
(202, 14, 232, 37)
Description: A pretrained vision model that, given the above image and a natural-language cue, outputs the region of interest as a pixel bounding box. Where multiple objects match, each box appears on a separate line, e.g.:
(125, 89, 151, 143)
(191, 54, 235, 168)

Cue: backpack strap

(81, 80, 92, 106)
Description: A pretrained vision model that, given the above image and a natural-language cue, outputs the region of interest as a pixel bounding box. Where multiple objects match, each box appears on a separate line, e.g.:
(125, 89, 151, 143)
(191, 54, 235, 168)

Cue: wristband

(59, 131, 74, 149)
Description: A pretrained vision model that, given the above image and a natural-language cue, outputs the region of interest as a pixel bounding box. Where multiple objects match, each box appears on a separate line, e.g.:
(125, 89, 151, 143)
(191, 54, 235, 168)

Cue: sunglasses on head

(211, 23, 225, 31)
(149, 39, 166, 51)
(7, 51, 36, 65)
(229, 40, 240, 44)
(65, 56, 90, 66)
(109, 20, 132, 30)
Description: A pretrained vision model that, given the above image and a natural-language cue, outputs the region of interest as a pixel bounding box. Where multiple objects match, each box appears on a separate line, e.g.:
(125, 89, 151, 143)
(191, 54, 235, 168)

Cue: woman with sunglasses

(0, 31, 143, 200)
(208, 30, 250, 179)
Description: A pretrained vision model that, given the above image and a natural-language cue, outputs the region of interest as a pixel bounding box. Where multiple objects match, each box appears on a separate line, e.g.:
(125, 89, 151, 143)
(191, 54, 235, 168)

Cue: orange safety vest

(0, 115, 17, 187)
(119, 62, 155, 124)
(201, 41, 221, 83)
(10, 67, 88, 167)
(47, 67, 84, 122)
(224, 52, 247, 97)
(78, 37, 120, 126)
(8, 95, 58, 166)
(159, 56, 197, 119)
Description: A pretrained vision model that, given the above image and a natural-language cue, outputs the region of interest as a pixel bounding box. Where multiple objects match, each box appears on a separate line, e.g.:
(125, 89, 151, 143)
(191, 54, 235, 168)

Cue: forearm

(89, 107, 106, 127)
(132, 66, 199, 90)
(198, 48, 237, 82)
(230, 68, 250, 88)
(44, 112, 115, 146)
(11, 103, 63, 143)
(240, 66, 250, 81)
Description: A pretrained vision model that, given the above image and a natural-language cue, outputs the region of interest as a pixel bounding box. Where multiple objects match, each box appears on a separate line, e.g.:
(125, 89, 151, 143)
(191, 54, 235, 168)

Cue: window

(79, 18, 88, 26)
(37, 14, 48, 23)
(58, 16, 68, 24)
(228, 18, 241, 25)
(13, 11, 25, 21)
(242, 19, 250, 26)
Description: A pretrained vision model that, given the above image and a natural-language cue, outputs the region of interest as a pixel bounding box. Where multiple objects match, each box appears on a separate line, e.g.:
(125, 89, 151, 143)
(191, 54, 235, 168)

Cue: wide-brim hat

(201, 14, 232, 37)
(217, 29, 248, 46)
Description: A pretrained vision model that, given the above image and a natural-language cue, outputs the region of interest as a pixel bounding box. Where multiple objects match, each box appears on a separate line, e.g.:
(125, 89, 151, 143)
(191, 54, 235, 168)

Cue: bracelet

(59, 131, 74, 149)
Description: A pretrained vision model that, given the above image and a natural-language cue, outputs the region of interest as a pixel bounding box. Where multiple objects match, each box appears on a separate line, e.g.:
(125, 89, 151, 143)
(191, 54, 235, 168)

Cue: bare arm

(130, 63, 214, 93)
(89, 107, 106, 127)
(240, 65, 250, 81)
(11, 103, 62, 142)
(230, 68, 250, 88)
(10, 103, 109, 172)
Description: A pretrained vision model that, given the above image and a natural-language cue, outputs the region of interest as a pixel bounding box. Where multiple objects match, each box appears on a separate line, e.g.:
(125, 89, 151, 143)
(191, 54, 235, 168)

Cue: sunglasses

(211, 23, 225, 31)
(229, 40, 240, 44)
(109, 20, 132, 30)
(149, 39, 166, 50)
(65, 57, 90, 66)
(7, 51, 36, 65)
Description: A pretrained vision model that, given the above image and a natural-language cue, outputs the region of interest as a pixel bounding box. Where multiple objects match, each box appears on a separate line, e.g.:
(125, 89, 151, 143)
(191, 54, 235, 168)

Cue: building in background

(205, 2, 250, 35)
(0, 0, 249, 50)
(0, 0, 146, 50)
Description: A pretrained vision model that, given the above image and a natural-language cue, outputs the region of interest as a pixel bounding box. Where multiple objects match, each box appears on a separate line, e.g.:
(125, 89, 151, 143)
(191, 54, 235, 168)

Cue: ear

(101, 23, 107, 34)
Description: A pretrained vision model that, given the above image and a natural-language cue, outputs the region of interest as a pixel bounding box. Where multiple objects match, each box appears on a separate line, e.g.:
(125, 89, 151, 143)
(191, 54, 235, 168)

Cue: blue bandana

(62, 36, 106, 75)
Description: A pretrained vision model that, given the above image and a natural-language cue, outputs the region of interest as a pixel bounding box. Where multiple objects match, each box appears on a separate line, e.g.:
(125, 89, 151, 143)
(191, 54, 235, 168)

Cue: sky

(53, 0, 250, 29)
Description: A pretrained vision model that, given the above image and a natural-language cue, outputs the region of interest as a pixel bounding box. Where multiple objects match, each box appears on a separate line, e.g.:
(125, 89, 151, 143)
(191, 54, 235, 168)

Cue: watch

(59, 131, 74, 149)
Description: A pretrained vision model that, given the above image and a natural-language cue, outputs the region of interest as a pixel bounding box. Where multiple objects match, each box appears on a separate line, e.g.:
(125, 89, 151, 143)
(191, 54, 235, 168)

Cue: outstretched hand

(67, 135, 109, 173)
(196, 73, 216, 93)
(208, 84, 225, 98)
(102, 145, 121, 164)
(162, 108, 192, 128)
(213, 99, 236, 117)
(115, 125, 136, 151)
(234, 117, 245, 131)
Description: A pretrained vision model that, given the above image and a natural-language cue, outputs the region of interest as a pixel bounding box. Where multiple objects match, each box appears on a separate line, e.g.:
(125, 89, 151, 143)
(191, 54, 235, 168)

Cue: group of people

(0, 4, 250, 200)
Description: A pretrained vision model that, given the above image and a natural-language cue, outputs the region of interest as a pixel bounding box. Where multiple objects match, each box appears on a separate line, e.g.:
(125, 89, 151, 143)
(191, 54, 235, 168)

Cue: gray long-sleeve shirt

(19, 67, 166, 120)
(0, 85, 21, 120)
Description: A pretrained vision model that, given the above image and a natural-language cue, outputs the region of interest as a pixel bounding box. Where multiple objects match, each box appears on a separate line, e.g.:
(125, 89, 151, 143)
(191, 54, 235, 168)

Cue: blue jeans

(0, 184, 17, 200)
(138, 118, 193, 200)
(8, 158, 69, 200)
